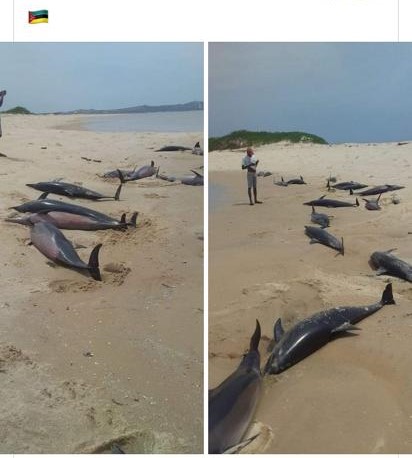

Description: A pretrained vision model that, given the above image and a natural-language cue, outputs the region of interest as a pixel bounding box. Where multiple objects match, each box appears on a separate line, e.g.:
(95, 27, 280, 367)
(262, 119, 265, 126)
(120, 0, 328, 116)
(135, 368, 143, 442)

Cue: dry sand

(0, 114, 203, 453)
(209, 141, 412, 453)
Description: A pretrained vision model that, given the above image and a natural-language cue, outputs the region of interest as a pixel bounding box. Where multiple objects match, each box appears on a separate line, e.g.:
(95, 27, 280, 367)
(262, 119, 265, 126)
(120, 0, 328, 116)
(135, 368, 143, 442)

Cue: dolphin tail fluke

(355, 198, 359, 207)
(88, 243, 102, 281)
(249, 320, 261, 353)
(114, 183, 122, 201)
(120, 213, 127, 224)
(327, 179, 331, 191)
(381, 283, 395, 305)
(38, 192, 49, 200)
(129, 211, 138, 228)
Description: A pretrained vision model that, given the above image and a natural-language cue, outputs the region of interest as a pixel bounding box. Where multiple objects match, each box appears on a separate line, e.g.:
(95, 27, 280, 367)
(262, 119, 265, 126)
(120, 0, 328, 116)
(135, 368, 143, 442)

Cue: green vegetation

(2, 106, 32, 114)
(209, 130, 328, 151)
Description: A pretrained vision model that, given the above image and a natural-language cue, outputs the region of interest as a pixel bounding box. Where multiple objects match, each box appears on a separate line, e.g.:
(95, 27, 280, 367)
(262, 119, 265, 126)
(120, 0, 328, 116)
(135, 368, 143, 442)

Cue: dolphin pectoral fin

(114, 183, 122, 201)
(385, 248, 397, 253)
(309, 239, 319, 244)
(332, 322, 361, 334)
(274, 318, 284, 343)
(223, 434, 260, 454)
(376, 268, 389, 276)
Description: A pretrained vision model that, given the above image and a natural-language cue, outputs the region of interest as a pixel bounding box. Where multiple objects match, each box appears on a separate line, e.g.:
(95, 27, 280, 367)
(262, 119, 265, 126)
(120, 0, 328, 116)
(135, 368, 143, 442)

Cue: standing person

(241, 147, 262, 205)
(0, 90, 7, 138)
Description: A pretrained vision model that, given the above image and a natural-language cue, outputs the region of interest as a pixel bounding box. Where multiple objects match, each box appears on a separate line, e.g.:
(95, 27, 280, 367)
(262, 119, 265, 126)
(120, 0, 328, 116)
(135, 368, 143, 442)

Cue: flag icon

(28, 10, 48, 24)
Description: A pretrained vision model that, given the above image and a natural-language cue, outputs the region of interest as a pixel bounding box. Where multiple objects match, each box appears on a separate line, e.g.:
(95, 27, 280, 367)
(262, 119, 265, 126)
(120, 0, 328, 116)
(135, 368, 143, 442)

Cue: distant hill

(209, 130, 328, 151)
(1, 106, 32, 114)
(53, 101, 203, 115)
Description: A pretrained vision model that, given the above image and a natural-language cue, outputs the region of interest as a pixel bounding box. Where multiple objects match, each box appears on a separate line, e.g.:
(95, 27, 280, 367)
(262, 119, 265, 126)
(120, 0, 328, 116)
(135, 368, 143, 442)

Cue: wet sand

(209, 141, 412, 453)
(0, 114, 203, 453)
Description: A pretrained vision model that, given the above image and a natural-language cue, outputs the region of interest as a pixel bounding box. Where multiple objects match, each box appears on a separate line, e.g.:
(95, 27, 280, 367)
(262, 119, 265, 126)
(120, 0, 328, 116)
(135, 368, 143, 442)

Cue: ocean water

(82, 110, 203, 133)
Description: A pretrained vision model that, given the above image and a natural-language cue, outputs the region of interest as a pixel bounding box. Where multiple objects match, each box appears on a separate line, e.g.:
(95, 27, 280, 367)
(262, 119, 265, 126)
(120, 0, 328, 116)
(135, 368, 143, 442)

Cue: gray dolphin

(209, 320, 262, 454)
(101, 168, 136, 180)
(30, 221, 102, 280)
(327, 180, 368, 191)
(363, 193, 382, 210)
(274, 176, 288, 187)
(6, 211, 138, 231)
(264, 283, 395, 374)
(126, 161, 158, 181)
(181, 170, 203, 186)
(303, 195, 359, 208)
(350, 184, 405, 196)
(369, 249, 412, 281)
(11, 197, 122, 221)
(310, 206, 331, 228)
(26, 178, 123, 201)
(305, 225, 344, 255)
(155, 145, 192, 152)
(286, 175, 306, 185)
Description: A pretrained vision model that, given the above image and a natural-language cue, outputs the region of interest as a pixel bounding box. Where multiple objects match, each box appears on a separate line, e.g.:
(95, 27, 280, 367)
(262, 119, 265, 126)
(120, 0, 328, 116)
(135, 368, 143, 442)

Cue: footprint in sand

(103, 263, 131, 286)
(49, 279, 101, 293)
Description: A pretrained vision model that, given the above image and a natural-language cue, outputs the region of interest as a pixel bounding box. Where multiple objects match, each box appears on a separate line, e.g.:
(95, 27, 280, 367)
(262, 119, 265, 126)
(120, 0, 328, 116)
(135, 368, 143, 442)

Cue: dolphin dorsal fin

(274, 318, 285, 343)
(319, 195, 326, 200)
(38, 192, 49, 200)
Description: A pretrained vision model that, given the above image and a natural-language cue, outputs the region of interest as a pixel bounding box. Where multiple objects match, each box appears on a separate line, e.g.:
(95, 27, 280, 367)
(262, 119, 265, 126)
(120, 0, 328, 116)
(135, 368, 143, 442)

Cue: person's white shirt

(242, 154, 258, 171)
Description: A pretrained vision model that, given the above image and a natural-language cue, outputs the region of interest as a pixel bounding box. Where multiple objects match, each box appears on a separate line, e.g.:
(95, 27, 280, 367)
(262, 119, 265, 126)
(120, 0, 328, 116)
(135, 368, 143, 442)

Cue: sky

(209, 43, 412, 143)
(0, 43, 203, 112)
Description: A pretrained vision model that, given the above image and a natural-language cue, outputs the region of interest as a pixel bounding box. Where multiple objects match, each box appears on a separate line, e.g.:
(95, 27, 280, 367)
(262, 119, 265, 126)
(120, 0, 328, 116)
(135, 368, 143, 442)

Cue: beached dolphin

(350, 184, 405, 196)
(26, 179, 123, 201)
(125, 161, 158, 181)
(286, 175, 306, 185)
(363, 194, 382, 211)
(264, 283, 395, 374)
(303, 195, 359, 208)
(327, 180, 368, 191)
(181, 170, 203, 186)
(11, 197, 127, 222)
(209, 320, 262, 454)
(305, 225, 344, 255)
(310, 206, 331, 228)
(30, 221, 102, 280)
(100, 168, 136, 180)
(155, 145, 192, 152)
(6, 211, 138, 231)
(274, 177, 288, 187)
(369, 249, 412, 281)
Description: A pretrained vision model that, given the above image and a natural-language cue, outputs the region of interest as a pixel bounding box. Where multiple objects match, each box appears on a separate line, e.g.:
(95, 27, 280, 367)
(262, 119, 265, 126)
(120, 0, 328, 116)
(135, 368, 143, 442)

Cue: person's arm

(0, 90, 6, 108)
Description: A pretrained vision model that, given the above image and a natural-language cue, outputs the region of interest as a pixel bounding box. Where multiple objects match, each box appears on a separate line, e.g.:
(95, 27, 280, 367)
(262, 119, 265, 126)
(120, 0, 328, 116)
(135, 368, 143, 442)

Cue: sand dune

(209, 141, 412, 453)
(0, 114, 203, 453)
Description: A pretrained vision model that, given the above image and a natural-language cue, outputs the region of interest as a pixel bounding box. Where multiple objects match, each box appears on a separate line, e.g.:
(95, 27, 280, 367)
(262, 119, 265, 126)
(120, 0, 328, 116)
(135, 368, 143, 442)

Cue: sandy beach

(209, 141, 412, 453)
(0, 114, 203, 453)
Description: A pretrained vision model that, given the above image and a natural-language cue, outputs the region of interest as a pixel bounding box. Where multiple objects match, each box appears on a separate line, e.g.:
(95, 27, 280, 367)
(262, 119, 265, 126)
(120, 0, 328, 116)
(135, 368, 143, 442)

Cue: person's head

(246, 147, 254, 157)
